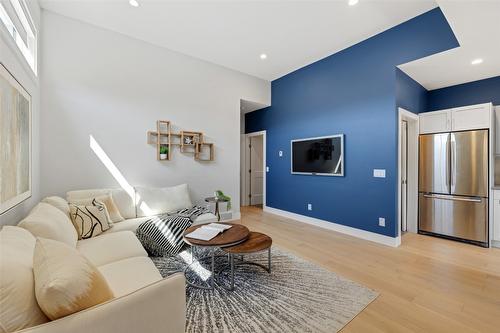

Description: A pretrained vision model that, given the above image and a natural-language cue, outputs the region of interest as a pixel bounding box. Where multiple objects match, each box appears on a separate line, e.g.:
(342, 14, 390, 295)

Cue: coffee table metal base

(184, 246, 271, 291)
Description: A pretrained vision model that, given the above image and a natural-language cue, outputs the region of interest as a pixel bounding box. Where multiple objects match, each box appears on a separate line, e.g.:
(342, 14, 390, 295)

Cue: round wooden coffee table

(221, 232, 272, 290)
(183, 223, 249, 290)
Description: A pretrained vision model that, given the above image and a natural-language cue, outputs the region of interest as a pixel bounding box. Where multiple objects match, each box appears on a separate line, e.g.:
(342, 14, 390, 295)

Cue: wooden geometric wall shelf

(180, 131, 203, 154)
(195, 143, 214, 161)
(147, 121, 214, 161)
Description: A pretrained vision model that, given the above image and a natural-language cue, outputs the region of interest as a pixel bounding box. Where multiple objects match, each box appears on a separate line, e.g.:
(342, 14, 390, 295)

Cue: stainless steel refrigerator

(418, 130, 489, 247)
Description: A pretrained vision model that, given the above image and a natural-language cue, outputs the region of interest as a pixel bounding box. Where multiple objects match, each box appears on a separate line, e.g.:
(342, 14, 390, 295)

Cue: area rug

(151, 247, 378, 333)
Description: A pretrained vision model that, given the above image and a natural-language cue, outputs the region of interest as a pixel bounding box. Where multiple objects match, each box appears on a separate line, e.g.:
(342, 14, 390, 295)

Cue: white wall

(0, 1, 41, 225)
(40, 11, 270, 214)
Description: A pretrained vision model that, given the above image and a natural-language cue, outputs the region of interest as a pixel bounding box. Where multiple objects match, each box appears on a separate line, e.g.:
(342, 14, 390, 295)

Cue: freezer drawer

(419, 193, 488, 244)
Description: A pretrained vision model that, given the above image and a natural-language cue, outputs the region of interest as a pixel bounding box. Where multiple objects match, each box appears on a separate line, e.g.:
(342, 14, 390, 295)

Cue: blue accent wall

(427, 75, 500, 111)
(246, 8, 458, 238)
(396, 68, 428, 114)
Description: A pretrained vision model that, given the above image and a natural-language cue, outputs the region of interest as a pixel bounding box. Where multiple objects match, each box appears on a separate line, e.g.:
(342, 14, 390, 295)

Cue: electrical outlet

(378, 217, 386, 227)
(266, 166, 270, 172)
(279, 150, 283, 157)
(307, 203, 312, 211)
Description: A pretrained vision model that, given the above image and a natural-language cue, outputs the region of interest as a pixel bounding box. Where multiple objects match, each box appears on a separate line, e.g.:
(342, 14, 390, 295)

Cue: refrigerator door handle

(423, 193, 483, 203)
(447, 135, 451, 190)
(450, 135, 455, 190)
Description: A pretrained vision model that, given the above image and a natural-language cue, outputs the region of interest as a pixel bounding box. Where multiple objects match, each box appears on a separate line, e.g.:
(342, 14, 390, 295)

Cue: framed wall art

(0, 63, 32, 214)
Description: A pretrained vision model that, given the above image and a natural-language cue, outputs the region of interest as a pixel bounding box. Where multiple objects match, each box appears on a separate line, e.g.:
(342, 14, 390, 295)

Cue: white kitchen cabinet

(493, 191, 500, 243)
(419, 109, 451, 134)
(452, 103, 492, 131)
(419, 103, 492, 134)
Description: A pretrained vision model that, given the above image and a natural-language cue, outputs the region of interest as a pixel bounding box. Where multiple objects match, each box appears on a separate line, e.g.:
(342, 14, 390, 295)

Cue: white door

(249, 135, 264, 205)
(401, 121, 408, 232)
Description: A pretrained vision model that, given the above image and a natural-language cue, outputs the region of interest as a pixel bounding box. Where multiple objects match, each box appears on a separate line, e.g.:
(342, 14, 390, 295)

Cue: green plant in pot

(159, 146, 169, 160)
(215, 190, 231, 210)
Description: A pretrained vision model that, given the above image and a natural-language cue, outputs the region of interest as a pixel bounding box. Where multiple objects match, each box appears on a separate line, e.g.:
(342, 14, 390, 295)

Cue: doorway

(241, 131, 266, 207)
(398, 108, 419, 240)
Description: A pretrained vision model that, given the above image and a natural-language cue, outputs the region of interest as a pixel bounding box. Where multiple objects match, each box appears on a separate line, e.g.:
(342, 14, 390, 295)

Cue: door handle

(450, 138, 455, 188)
(423, 194, 482, 203)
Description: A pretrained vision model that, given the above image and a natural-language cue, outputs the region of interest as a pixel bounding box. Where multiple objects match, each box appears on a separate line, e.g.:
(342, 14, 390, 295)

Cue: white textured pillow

(18, 203, 78, 247)
(135, 184, 193, 217)
(33, 238, 114, 320)
(41, 196, 70, 218)
(0, 227, 49, 332)
(69, 202, 112, 239)
(71, 195, 124, 223)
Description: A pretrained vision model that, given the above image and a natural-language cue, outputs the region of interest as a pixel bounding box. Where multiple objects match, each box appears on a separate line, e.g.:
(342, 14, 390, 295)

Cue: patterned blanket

(135, 206, 209, 256)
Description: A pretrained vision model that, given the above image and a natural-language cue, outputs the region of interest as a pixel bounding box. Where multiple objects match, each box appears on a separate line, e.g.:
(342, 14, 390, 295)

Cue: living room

(1, 1, 500, 332)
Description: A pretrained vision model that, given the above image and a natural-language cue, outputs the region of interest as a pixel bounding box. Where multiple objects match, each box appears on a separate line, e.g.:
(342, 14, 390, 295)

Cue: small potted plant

(159, 146, 169, 160)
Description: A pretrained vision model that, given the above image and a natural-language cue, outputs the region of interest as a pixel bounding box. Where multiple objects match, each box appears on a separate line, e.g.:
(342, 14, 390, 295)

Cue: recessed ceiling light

(129, 0, 139, 7)
(348, 0, 359, 6)
(260, 54, 267, 60)
(471, 58, 483, 65)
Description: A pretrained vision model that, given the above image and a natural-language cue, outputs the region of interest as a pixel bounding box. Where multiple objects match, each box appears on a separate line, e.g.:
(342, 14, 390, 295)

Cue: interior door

(401, 121, 408, 232)
(450, 130, 488, 197)
(250, 135, 263, 205)
(419, 133, 450, 194)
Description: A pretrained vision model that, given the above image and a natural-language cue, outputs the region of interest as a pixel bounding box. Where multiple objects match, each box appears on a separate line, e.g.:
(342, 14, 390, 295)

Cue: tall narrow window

(0, 0, 37, 74)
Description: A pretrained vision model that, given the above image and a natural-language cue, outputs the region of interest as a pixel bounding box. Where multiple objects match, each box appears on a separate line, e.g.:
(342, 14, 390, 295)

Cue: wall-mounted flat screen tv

(291, 134, 344, 176)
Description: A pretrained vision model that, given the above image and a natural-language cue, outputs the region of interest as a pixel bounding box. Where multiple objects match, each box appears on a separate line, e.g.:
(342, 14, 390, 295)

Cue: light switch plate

(279, 151, 283, 157)
(373, 169, 386, 178)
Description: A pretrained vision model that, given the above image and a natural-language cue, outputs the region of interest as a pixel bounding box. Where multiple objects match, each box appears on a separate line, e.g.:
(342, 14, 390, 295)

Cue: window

(0, 0, 37, 74)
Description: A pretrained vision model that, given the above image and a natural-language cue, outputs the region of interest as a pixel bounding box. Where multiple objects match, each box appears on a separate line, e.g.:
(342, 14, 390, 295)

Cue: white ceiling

(40, 0, 437, 81)
(40, 0, 500, 90)
(400, 0, 500, 90)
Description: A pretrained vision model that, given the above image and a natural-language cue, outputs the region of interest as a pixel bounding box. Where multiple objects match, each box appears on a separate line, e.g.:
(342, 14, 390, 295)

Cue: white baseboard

(492, 240, 500, 248)
(263, 206, 401, 247)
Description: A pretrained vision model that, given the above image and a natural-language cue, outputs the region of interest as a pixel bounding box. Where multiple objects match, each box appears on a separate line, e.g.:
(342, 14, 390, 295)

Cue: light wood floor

(239, 206, 500, 333)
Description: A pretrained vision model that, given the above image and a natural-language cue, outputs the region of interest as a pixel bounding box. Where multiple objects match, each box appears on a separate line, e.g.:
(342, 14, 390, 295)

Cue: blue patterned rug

(152, 247, 378, 333)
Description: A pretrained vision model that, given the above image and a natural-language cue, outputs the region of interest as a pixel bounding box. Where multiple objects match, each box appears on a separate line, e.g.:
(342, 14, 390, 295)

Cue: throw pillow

(0, 227, 49, 332)
(33, 238, 114, 320)
(70, 195, 124, 223)
(69, 202, 112, 239)
(135, 184, 193, 217)
(136, 206, 208, 256)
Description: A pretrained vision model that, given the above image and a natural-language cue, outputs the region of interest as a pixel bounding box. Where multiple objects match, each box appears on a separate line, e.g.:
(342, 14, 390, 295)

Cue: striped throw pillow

(136, 206, 208, 256)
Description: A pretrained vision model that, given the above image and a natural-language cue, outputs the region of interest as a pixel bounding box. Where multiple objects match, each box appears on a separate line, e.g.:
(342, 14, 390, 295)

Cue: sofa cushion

(41, 196, 70, 218)
(67, 189, 135, 219)
(33, 238, 114, 320)
(18, 203, 78, 247)
(105, 216, 150, 234)
(98, 257, 162, 297)
(69, 203, 113, 239)
(76, 231, 147, 266)
(135, 184, 193, 217)
(0, 227, 48, 332)
(70, 195, 124, 223)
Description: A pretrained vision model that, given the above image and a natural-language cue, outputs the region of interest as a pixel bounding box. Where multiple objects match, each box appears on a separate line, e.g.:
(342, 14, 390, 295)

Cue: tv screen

(291, 135, 344, 176)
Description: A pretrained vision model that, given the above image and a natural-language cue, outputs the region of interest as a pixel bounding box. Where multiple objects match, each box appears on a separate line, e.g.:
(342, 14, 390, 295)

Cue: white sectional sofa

(0, 185, 217, 333)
